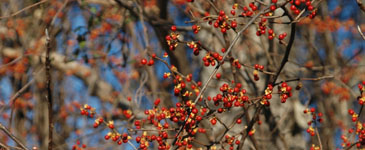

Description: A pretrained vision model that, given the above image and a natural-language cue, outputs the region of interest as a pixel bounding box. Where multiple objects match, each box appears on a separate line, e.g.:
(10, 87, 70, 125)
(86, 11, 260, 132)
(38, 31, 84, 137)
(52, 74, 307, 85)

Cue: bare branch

(0, 123, 29, 150)
(45, 28, 53, 150)
(0, 0, 48, 20)
(358, 25, 365, 40)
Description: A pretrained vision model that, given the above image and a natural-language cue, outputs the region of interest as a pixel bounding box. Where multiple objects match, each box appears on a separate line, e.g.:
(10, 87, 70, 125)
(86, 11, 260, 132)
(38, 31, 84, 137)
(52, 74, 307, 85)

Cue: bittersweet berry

(211, 118, 217, 125)
(236, 119, 242, 124)
(141, 58, 147, 65)
(216, 73, 221, 79)
(171, 25, 177, 32)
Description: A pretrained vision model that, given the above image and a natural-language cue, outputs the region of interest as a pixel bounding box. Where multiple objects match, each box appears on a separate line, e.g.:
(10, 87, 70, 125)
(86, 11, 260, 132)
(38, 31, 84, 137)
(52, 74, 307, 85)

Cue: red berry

(290, 5, 297, 11)
(348, 109, 355, 115)
(219, 10, 225, 16)
(141, 58, 147, 65)
(254, 64, 259, 69)
(352, 117, 357, 122)
(306, 1, 311, 6)
(268, 29, 274, 35)
(216, 73, 221, 79)
(214, 22, 219, 28)
(136, 136, 141, 143)
(211, 118, 217, 125)
(272, 0, 277, 3)
(192, 24, 198, 30)
(148, 59, 154, 66)
(93, 122, 99, 128)
(270, 5, 276, 11)
(192, 108, 198, 114)
(154, 98, 161, 106)
(171, 25, 177, 31)
(221, 48, 226, 53)
(295, 0, 301, 6)
(105, 135, 110, 140)
(294, 9, 300, 15)
(174, 88, 180, 94)
(266, 94, 272, 99)
(246, 11, 253, 16)
(231, 21, 237, 28)
(278, 34, 285, 40)
(268, 35, 274, 40)
(236, 119, 242, 124)
(108, 123, 114, 129)
(259, 65, 264, 70)
(248, 130, 254, 136)
(251, 5, 257, 11)
(221, 28, 227, 33)
(230, 10, 236, 15)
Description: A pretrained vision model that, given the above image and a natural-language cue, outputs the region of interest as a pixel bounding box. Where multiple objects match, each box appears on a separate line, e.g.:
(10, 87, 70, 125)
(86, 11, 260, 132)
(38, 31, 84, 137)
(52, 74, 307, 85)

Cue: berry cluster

(208, 82, 248, 108)
(261, 84, 274, 106)
(309, 144, 320, 150)
(80, 104, 95, 118)
(191, 24, 200, 34)
(278, 82, 292, 103)
(231, 59, 242, 69)
(289, 0, 316, 16)
(358, 81, 365, 105)
(135, 131, 170, 149)
(79, 105, 134, 147)
(104, 132, 131, 145)
(166, 26, 180, 51)
(348, 109, 358, 122)
(303, 107, 323, 136)
(223, 135, 242, 150)
(72, 140, 87, 150)
(253, 64, 264, 81)
(340, 81, 365, 149)
(202, 52, 223, 67)
(187, 41, 201, 55)
(140, 57, 155, 66)
(210, 10, 237, 33)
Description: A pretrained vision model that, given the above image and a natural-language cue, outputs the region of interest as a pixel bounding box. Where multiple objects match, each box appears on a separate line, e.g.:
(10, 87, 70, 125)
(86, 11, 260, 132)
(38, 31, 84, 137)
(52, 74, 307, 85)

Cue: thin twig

(0, 123, 29, 150)
(357, 25, 365, 40)
(8, 79, 34, 129)
(315, 127, 323, 150)
(0, 142, 10, 150)
(45, 29, 53, 150)
(7, 67, 44, 129)
(50, 0, 69, 26)
(274, 75, 334, 85)
(0, 55, 28, 69)
(127, 141, 138, 150)
(0, 0, 48, 19)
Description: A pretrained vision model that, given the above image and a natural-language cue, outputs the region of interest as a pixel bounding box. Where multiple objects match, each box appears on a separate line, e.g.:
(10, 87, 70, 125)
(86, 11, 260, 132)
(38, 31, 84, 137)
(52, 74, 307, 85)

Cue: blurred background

(0, 0, 365, 149)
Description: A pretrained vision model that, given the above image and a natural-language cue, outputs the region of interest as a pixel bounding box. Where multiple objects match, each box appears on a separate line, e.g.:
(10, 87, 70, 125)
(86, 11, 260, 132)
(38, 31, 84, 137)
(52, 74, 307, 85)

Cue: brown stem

(45, 29, 53, 150)
(0, 0, 48, 19)
(0, 123, 29, 150)
(358, 25, 365, 40)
